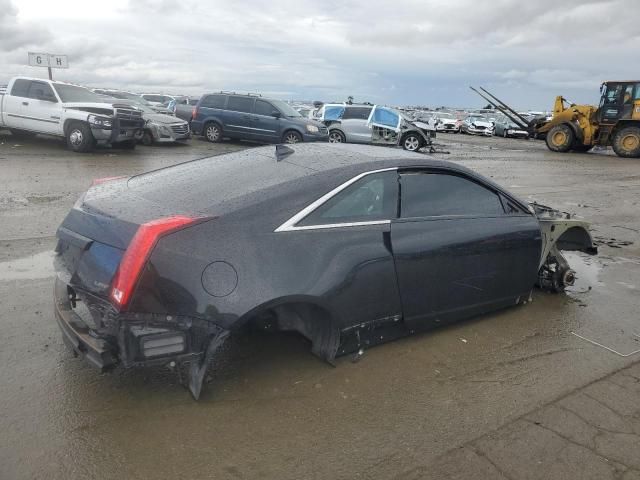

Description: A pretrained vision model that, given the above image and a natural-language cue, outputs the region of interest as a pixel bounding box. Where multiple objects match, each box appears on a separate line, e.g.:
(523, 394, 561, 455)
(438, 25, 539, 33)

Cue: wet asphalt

(0, 131, 639, 479)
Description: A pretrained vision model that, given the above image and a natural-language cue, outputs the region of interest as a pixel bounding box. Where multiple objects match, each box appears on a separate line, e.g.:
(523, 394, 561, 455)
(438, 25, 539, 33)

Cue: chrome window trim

(274, 168, 398, 232)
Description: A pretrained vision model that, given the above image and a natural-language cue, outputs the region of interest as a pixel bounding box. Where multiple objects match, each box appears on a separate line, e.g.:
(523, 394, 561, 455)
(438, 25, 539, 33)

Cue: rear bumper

(53, 276, 227, 371)
(54, 277, 117, 370)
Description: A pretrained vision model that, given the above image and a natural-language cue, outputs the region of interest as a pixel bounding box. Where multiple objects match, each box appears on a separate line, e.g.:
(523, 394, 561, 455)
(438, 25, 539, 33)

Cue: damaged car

(461, 114, 494, 136)
(321, 103, 436, 152)
(53, 144, 596, 399)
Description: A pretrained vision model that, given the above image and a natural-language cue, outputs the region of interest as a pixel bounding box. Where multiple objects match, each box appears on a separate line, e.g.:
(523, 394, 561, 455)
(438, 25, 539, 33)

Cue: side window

(343, 107, 372, 120)
(297, 171, 398, 227)
(201, 94, 226, 109)
(400, 172, 505, 218)
(27, 81, 56, 101)
(254, 99, 275, 116)
(226, 96, 254, 113)
(11, 79, 31, 98)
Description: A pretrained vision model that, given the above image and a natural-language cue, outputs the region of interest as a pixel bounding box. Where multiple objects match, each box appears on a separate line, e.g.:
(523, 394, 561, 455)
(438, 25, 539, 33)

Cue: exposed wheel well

(556, 226, 597, 254)
(63, 119, 84, 135)
(239, 301, 340, 363)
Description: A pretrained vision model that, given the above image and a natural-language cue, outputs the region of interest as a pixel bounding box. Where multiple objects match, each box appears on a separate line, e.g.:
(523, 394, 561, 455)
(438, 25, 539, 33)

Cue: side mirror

(271, 111, 281, 118)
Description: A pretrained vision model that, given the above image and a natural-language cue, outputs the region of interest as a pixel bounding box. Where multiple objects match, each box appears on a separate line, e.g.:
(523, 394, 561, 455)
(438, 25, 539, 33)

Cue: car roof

(126, 143, 524, 218)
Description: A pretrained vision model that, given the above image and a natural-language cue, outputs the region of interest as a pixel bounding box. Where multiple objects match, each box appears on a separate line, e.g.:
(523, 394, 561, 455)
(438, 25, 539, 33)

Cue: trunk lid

(55, 178, 192, 297)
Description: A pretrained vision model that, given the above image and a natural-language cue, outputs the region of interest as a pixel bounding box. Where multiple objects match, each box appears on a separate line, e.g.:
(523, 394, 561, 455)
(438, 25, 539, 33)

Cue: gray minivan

(191, 93, 329, 144)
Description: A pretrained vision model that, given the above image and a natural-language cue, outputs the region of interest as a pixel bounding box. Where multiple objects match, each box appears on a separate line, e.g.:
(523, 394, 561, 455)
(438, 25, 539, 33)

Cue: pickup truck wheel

(545, 124, 574, 153)
(10, 129, 36, 139)
(204, 122, 223, 143)
(66, 123, 94, 153)
(612, 126, 640, 158)
(141, 130, 154, 146)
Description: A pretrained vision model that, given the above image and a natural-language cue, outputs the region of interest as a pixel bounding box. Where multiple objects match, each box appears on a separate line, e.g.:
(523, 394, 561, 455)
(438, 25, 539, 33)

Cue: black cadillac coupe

(53, 144, 595, 398)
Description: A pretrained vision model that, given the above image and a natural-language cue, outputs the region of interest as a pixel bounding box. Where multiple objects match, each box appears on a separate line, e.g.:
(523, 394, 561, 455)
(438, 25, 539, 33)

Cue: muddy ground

(0, 131, 639, 479)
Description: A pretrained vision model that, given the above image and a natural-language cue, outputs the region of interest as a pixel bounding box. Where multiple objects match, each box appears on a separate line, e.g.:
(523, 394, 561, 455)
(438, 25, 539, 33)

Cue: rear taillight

(191, 106, 198, 120)
(91, 176, 126, 187)
(109, 215, 204, 311)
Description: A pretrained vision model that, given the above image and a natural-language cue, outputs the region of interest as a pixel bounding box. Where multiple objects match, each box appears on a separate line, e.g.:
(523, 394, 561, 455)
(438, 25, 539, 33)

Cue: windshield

(270, 99, 301, 117)
(53, 84, 105, 103)
(437, 113, 455, 119)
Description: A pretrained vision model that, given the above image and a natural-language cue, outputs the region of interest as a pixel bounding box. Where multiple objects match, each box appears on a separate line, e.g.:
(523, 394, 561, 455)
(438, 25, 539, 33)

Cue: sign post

(27, 53, 69, 80)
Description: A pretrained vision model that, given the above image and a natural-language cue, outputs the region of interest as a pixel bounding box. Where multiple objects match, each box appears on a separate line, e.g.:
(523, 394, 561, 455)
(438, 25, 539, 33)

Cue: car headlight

(88, 114, 112, 128)
(306, 124, 319, 133)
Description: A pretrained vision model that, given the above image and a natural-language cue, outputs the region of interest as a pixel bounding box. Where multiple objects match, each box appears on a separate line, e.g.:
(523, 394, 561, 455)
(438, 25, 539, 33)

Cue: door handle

(22, 102, 29, 106)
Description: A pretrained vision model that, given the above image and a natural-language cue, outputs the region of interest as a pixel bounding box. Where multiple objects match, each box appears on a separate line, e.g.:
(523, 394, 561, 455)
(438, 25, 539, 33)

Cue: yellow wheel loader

(471, 83, 640, 158)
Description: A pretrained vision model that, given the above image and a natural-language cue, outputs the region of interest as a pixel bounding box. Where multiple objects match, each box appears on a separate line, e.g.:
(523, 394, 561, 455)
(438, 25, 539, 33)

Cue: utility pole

(48, 66, 52, 80)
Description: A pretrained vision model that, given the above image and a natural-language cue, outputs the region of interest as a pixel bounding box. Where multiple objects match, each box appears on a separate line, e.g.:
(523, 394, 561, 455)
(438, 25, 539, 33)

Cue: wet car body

(53, 144, 595, 399)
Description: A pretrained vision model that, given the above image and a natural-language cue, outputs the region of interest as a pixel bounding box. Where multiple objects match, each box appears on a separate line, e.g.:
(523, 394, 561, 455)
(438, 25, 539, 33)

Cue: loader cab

(598, 81, 640, 124)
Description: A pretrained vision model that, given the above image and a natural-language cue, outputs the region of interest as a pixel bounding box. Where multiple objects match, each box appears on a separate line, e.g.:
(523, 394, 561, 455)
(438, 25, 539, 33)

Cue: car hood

(145, 113, 186, 124)
(469, 120, 493, 127)
(286, 116, 325, 128)
(63, 102, 116, 113)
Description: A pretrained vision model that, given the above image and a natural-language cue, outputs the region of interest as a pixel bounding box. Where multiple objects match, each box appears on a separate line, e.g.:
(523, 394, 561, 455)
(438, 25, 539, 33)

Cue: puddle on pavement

(0, 250, 54, 280)
(563, 251, 604, 294)
(563, 251, 640, 356)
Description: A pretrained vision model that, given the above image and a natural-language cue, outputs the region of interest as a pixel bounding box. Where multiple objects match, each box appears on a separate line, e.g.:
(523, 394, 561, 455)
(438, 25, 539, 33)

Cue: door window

(226, 96, 254, 113)
(11, 79, 31, 98)
(400, 172, 505, 218)
(201, 94, 226, 109)
(254, 99, 276, 116)
(27, 82, 56, 101)
(343, 107, 373, 120)
(297, 171, 398, 226)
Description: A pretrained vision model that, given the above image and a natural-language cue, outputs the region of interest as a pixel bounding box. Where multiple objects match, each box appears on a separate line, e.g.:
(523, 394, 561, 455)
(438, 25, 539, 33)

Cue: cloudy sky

(1, 0, 637, 109)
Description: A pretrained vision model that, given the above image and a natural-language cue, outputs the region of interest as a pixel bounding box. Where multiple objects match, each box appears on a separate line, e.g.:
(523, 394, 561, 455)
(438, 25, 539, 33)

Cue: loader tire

(612, 126, 640, 158)
(545, 124, 574, 153)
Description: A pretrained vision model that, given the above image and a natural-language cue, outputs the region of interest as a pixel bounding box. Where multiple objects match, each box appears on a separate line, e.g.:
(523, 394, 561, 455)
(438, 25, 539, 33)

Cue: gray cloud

(0, 0, 637, 108)
(0, 0, 51, 51)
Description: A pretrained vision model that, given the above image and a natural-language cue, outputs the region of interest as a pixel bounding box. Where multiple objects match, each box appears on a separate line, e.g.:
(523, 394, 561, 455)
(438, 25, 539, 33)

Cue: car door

(3, 79, 33, 129)
(251, 99, 280, 142)
(278, 169, 403, 346)
(390, 169, 541, 329)
(23, 81, 60, 134)
(224, 96, 256, 139)
(341, 107, 373, 143)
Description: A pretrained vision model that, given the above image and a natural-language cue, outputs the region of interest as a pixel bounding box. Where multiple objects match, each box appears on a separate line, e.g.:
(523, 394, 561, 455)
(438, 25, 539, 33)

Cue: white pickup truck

(0, 76, 145, 152)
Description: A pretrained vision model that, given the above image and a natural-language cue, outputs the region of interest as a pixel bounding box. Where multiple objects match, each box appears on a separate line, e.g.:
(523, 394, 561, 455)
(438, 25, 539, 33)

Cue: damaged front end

(532, 203, 597, 292)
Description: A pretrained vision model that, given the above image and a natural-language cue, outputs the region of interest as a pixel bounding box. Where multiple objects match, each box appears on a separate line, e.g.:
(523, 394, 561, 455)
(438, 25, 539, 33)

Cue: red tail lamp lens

(110, 216, 202, 310)
(91, 176, 126, 187)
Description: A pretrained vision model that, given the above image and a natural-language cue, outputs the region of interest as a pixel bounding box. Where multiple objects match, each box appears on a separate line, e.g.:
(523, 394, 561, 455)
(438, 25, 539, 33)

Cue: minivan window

(269, 99, 301, 118)
(226, 96, 254, 113)
(343, 107, 372, 120)
(11, 79, 31, 98)
(201, 94, 226, 109)
(297, 171, 398, 226)
(400, 172, 504, 218)
(254, 99, 275, 116)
